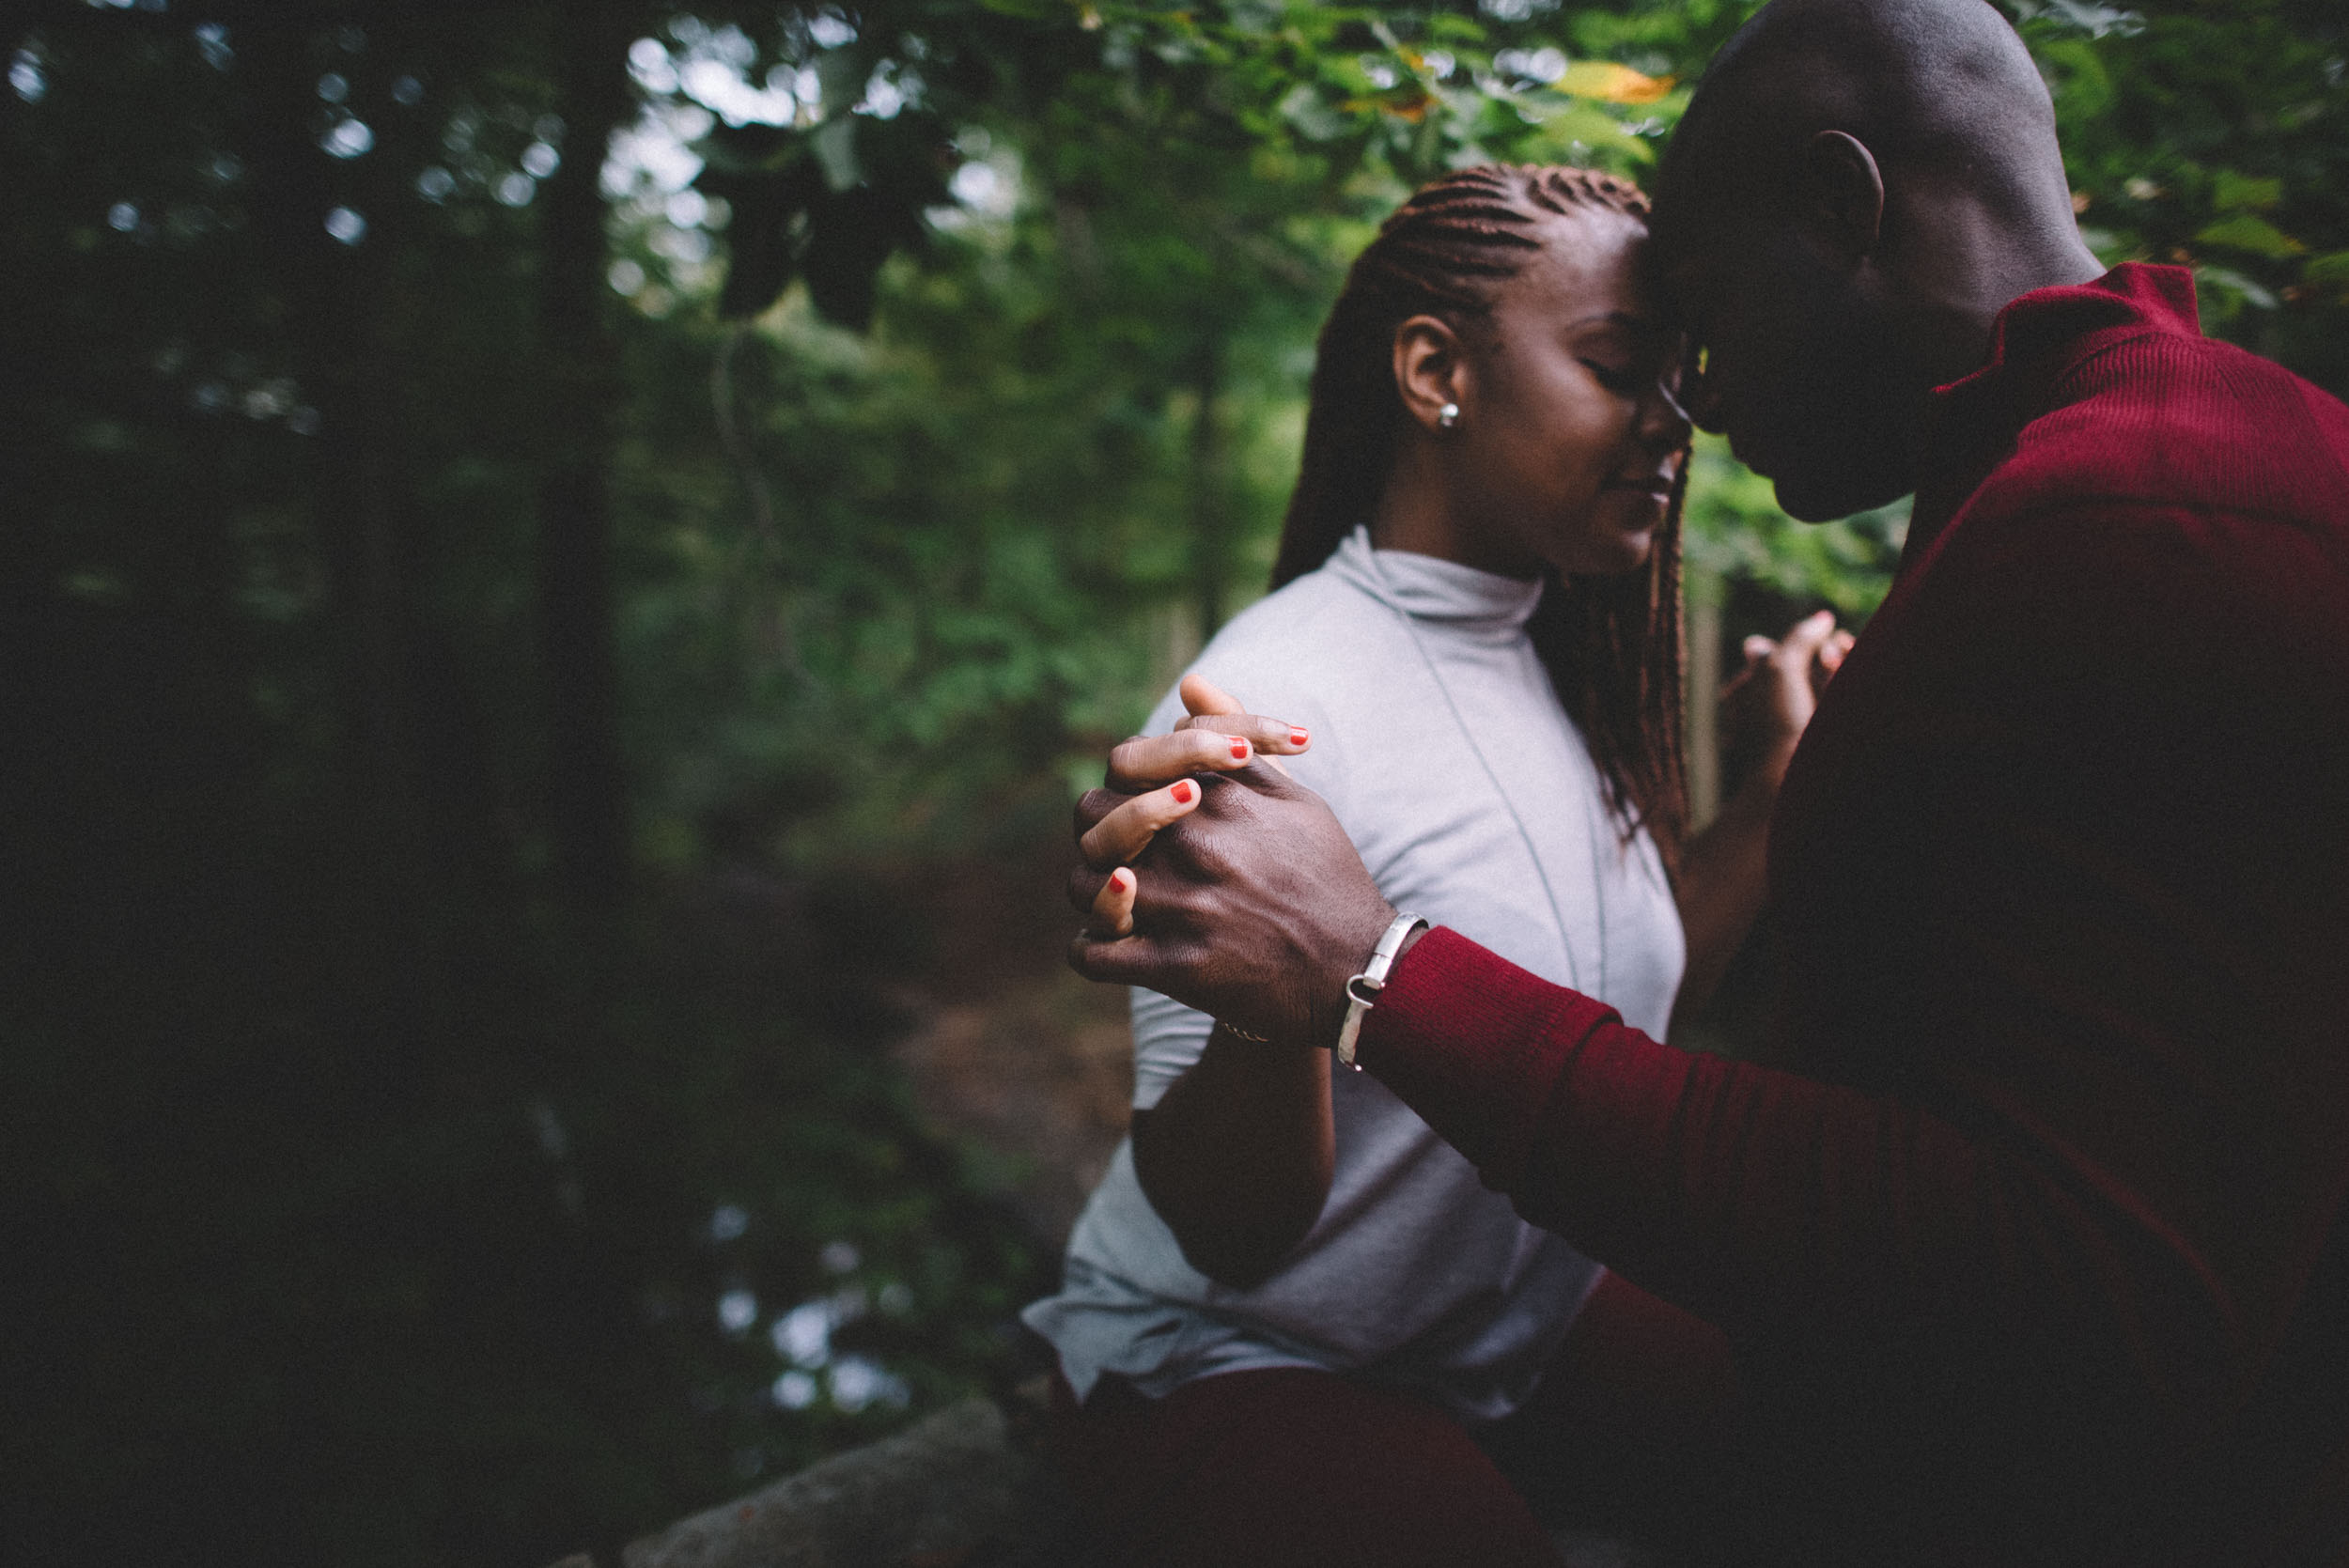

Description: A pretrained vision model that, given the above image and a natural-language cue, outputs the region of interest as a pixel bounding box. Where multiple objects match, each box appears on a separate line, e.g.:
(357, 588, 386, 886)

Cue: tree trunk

(1187, 335, 1232, 640)
(241, 10, 458, 1052)
(537, 0, 638, 908)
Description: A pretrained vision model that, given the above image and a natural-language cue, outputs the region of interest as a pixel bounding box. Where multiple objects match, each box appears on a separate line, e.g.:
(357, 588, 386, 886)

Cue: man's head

(1654, 0, 2099, 520)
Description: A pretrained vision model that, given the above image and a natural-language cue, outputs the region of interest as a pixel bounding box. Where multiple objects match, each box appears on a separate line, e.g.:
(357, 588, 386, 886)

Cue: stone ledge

(594, 1394, 1083, 1568)
(552, 1389, 1660, 1568)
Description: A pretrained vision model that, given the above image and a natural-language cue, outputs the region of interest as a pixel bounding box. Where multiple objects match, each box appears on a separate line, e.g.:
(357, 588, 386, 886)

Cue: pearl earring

(1438, 402, 1459, 430)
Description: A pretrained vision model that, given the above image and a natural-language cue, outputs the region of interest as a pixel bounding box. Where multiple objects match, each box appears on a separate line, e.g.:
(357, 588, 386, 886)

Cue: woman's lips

(1604, 473, 1676, 502)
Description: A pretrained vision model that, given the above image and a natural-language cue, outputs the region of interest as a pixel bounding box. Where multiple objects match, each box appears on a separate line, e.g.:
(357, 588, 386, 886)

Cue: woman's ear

(1392, 315, 1466, 435)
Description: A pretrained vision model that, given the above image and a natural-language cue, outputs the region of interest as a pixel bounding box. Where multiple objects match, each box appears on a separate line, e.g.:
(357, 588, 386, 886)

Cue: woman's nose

(1640, 374, 1694, 450)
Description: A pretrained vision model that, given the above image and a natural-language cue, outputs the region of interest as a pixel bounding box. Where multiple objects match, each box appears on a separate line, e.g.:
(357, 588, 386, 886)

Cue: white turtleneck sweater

(1023, 526, 1685, 1422)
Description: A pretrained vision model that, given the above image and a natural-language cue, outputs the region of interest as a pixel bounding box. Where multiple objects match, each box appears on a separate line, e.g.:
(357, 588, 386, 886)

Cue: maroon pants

(1046, 1272, 1735, 1568)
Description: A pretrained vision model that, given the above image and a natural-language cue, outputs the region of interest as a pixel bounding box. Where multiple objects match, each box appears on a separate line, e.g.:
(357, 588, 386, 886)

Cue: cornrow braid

(1269, 164, 1689, 862)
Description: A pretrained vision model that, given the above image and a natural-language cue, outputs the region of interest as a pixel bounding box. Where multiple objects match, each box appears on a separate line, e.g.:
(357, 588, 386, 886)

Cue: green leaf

(2301, 251, 2349, 287)
(2032, 38, 2113, 121)
(698, 150, 828, 320)
(2193, 213, 2304, 258)
(1277, 82, 1349, 142)
(2194, 264, 2279, 312)
(2211, 169, 2282, 211)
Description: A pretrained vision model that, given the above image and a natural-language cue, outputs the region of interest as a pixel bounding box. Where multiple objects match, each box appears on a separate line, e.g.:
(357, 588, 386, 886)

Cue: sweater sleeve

(1356, 927, 2235, 1405)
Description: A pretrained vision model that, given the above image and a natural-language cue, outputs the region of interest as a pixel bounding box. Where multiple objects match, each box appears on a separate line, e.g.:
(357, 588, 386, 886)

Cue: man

(1067, 0, 2349, 1560)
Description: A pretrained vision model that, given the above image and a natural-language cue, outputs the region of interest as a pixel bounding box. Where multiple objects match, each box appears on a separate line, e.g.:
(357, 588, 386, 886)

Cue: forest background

(5, 0, 2343, 1562)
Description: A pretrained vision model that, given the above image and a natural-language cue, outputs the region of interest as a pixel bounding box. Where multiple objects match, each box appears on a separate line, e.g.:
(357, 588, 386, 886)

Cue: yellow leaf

(1555, 60, 1673, 103)
(1342, 86, 1436, 123)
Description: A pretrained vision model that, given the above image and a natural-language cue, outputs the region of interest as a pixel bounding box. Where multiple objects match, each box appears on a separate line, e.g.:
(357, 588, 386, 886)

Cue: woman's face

(1443, 210, 1689, 579)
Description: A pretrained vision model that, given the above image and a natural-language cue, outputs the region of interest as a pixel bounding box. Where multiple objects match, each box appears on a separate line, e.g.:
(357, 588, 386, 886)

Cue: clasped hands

(1066, 675, 1395, 1050)
(1065, 614, 1852, 1048)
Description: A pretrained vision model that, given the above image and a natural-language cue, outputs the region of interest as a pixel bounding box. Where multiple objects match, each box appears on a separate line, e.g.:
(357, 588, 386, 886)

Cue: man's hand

(1080, 675, 1308, 937)
(1068, 677, 1391, 1045)
(1069, 764, 1394, 1046)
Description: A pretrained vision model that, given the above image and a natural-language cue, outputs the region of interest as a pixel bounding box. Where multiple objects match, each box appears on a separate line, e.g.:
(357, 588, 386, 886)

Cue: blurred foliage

(2023, 0, 2349, 380)
(4, 0, 2345, 1563)
(1682, 435, 1911, 617)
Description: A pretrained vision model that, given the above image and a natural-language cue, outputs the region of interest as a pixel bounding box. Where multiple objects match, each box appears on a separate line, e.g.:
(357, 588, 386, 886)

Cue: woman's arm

(1131, 1023, 1335, 1290)
(1671, 612, 1849, 1018)
(1095, 676, 1335, 1290)
(1669, 750, 1785, 1020)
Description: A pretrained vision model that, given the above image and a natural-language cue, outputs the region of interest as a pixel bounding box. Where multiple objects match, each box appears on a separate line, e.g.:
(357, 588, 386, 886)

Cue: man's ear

(1392, 315, 1467, 434)
(1799, 130, 1885, 261)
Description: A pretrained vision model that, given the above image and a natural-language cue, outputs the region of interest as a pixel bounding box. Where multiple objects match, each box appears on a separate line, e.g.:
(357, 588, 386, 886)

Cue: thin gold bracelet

(1216, 1019, 1273, 1044)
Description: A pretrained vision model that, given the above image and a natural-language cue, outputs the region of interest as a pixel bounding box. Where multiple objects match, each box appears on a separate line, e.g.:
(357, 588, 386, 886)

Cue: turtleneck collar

(1906, 262, 2201, 562)
(1320, 526, 1546, 642)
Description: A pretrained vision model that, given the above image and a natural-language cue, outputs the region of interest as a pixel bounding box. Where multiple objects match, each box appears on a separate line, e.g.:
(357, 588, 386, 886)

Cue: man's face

(1657, 195, 1918, 521)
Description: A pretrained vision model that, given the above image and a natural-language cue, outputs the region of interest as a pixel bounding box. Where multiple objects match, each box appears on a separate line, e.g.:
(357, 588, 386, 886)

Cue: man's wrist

(1314, 901, 1397, 1032)
(1334, 911, 1428, 1068)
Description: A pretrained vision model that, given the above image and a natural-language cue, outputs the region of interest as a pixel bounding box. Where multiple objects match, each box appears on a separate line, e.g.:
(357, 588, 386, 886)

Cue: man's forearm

(1357, 928, 2238, 1392)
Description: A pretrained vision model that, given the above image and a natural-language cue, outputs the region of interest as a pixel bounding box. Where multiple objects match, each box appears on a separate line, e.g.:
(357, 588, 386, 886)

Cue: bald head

(1651, 0, 2104, 521)
(1658, 0, 2074, 255)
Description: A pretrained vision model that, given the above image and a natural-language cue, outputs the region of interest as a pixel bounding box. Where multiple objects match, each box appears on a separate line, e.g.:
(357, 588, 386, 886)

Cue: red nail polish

(1112, 867, 1133, 891)
(1289, 728, 1309, 748)
(1172, 781, 1195, 805)
(1229, 738, 1249, 761)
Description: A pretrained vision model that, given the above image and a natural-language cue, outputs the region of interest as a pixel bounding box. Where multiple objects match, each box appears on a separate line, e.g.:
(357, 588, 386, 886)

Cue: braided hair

(1271, 164, 1690, 861)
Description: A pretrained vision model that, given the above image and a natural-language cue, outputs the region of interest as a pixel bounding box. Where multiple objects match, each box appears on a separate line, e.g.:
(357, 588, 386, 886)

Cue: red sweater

(1360, 265, 2349, 1563)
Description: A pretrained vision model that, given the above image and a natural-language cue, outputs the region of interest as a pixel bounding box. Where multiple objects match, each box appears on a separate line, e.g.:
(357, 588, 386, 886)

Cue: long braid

(1271, 164, 1690, 862)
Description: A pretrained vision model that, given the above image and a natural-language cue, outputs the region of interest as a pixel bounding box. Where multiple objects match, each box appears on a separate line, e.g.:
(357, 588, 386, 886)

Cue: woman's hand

(1081, 675, 1310, 938)
(1718, 609, 1854, 785)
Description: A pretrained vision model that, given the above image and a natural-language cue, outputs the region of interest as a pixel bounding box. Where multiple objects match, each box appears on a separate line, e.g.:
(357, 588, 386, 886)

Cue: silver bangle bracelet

(1334, 911, 1428, 1069)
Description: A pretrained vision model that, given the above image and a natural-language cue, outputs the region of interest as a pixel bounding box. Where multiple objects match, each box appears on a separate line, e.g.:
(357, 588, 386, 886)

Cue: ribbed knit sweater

(1357, 265, 2349, 1563)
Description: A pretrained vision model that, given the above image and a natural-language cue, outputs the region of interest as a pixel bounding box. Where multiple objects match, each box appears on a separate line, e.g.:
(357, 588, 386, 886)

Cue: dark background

(5, 1, 2342, 1562)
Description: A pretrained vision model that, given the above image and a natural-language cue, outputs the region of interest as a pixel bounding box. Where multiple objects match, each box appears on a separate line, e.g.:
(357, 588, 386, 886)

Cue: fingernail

(1229, 737, 1250, 761)
(1111, 867, 1134, 892)
(1289, 727, 1309, 748)
(1172, 781, 1195, 805)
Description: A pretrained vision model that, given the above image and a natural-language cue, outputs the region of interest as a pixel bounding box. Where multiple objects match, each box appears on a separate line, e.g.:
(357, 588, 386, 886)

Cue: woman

(1023, 165, 1844, 1566)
